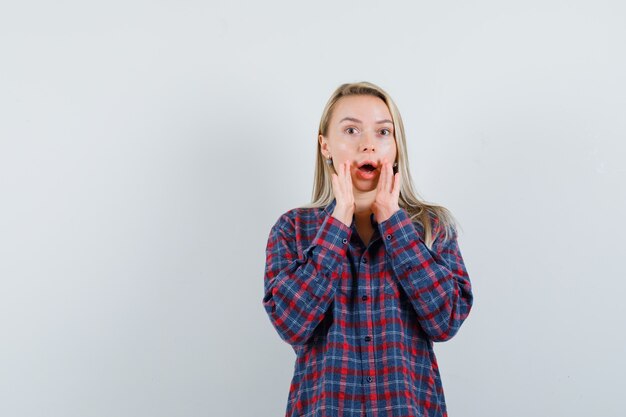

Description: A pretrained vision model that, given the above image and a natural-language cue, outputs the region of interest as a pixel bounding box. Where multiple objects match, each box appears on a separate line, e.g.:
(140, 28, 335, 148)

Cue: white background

(1, 1, 625, 416)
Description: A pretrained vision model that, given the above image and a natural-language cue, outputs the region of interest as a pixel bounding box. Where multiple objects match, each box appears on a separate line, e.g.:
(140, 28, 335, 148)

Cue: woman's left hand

(371, 159, 401, 223)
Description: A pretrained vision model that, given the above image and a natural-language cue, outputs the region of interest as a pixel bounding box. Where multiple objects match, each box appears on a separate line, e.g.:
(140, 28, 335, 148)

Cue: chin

(353, 181, 378, 193)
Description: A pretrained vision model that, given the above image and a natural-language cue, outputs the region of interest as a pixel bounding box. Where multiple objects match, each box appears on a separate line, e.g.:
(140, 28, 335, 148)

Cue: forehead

(331, 95, 391, 123)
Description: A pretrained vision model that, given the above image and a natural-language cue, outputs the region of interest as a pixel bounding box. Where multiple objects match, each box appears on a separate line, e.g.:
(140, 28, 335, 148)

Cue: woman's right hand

(330, 160, 355, 226)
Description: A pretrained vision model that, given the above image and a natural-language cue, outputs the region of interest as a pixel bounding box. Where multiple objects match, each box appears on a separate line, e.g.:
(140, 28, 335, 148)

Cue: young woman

(262, 81, 473, 417)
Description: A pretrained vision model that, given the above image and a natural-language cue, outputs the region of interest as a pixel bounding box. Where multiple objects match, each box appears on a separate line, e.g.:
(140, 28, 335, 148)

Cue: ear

(318, 134, 330, 156)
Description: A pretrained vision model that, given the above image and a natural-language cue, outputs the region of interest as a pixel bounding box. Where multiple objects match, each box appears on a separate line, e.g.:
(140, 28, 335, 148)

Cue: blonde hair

(303, 81, 459, 249)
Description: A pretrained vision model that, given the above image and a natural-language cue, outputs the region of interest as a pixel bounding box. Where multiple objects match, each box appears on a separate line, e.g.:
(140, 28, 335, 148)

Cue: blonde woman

(262, 81, 473, 417)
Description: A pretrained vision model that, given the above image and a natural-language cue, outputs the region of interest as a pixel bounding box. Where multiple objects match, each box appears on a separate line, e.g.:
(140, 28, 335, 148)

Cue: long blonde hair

(303, 81, 459, 250)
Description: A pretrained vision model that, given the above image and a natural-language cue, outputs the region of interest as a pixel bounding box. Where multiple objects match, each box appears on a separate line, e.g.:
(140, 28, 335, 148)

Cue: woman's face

(319, 95, 398, 193)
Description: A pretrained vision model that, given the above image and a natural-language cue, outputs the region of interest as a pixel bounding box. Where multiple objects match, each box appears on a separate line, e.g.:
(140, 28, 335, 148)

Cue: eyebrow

(338, 117, 393, 125)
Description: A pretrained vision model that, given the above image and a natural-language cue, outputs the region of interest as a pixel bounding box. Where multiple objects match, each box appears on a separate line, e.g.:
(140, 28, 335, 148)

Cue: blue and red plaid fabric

(263, 198, 473, 417)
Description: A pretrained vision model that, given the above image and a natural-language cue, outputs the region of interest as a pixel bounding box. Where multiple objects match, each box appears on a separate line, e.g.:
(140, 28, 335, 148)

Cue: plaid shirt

(262, 198, 473, 417)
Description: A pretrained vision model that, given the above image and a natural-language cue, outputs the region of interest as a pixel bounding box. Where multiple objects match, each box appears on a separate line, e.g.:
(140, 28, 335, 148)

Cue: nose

(360, 131, 375, 152)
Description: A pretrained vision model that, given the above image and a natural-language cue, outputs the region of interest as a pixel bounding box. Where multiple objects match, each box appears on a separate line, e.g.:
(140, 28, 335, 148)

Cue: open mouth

(358, 161, 378, 172)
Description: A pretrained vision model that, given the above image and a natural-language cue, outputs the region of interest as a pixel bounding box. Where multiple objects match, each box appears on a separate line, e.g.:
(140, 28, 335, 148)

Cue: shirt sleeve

(262, 212, 351, 346)
(377, 208, 473, 342)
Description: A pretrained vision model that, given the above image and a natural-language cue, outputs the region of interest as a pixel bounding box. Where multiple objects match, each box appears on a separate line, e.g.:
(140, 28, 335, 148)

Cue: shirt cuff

(377, 208, 433, 267)
(312, 214, 351, 257)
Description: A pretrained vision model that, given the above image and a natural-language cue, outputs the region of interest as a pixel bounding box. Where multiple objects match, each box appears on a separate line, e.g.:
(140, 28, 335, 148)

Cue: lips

(357, 160, 378, 172)
(355, 160, 379, 181)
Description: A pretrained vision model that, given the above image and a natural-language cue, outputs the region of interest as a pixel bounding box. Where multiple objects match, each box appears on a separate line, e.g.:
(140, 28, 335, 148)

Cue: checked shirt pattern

(263, 199, 473, 417)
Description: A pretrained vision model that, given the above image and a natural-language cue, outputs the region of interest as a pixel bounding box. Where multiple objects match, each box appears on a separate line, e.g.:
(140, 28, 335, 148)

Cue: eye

(345, 127, 359, 135)
(379, 128, 392, 136)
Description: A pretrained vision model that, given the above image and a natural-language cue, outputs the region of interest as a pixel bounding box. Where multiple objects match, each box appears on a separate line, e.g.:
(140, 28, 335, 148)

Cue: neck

(353, 189, 375, 219)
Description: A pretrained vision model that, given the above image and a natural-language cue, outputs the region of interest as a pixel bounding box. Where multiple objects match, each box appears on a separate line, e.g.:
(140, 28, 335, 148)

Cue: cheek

(332, 142, 353, 155)
(380, 140, 397, 158)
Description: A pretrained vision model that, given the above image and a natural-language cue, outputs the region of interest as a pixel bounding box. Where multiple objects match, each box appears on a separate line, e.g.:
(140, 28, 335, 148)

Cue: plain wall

(1, 1, 625, 416)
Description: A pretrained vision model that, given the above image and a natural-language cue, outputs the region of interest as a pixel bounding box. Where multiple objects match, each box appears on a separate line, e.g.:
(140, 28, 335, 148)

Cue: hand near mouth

(371, 159, 401, 223)
(330, 160, 356, 227)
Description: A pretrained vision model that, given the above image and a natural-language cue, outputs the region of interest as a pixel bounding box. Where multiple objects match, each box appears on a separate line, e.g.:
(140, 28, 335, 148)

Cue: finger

(345, 161, 354, 193)
(392, 171, 401, 199)
(331, 174, 339, 198)
(385, 159, 393, 193)
(337, 161, 344, 191)
(331, 172, 339, 191)
(376, 159, 386, 194)
(381, 160, 391, 194)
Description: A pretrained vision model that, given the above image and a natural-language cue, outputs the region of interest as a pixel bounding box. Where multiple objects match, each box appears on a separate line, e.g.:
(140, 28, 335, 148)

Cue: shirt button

(362, 295, 368, 301)
(364, 336, 372, 342)
(366, 376, 373, 383)
(342, 238, 348, 244)
(386, 234, 392, 240)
